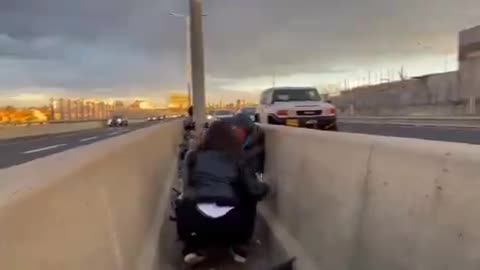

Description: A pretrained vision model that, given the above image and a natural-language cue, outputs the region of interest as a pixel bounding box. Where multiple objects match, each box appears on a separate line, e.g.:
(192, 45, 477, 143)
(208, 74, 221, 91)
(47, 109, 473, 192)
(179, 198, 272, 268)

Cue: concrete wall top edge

(261, 124, 480, 157)
(371, 133, 480, 158)
(0, 122, 177, 209)
(459, 25, 480, 46)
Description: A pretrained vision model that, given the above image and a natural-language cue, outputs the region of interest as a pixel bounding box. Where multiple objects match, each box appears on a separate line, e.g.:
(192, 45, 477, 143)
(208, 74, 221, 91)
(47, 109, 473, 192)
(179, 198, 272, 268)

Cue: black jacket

(182, 150, 269, 206)
(242, 125, 265, 174)
(229, 114, 266, 174)
(183, 117, 195, 131)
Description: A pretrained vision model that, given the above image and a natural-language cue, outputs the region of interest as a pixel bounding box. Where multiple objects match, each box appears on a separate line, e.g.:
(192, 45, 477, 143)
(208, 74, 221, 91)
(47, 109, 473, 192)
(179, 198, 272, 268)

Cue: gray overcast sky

(0, 0, 479, 106)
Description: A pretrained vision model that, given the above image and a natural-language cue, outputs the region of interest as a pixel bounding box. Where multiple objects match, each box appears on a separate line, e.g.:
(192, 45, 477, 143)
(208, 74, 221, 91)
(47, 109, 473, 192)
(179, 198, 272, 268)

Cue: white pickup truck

(255, 87, 337, 130)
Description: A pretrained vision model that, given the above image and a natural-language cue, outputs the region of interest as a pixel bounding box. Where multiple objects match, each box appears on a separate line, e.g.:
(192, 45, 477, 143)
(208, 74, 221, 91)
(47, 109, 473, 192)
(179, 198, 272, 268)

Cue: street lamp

(169, 12, 192, 108)
(169, 12, 207, 108)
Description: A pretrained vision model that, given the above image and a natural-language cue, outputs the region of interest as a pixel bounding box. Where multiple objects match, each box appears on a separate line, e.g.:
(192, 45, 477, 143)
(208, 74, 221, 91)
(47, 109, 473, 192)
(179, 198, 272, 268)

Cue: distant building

(168, 93, 189, 109)
(113, 100, 125, 109)
(130, 100, 143, 109)
(130, 100, 153, 110)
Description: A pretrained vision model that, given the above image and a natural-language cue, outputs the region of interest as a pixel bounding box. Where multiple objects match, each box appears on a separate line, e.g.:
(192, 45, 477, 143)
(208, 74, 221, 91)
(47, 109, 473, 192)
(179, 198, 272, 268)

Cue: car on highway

(107, 115, 129, 127)
(147, 115, 165, 121)
(236, 106, 257, 121)
(255, 87, 337, 130)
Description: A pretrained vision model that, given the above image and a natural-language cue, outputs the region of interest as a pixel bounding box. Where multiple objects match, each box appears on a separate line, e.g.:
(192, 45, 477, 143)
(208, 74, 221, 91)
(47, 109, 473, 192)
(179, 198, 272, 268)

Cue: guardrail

(338, 116, 480, 128)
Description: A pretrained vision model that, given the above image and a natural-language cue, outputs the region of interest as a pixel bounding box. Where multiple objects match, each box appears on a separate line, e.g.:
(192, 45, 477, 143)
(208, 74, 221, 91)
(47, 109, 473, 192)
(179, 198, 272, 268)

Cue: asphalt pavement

(0, 120, 162, 169)
(4, 119, 478, 169)
(338, 122, 480, 144)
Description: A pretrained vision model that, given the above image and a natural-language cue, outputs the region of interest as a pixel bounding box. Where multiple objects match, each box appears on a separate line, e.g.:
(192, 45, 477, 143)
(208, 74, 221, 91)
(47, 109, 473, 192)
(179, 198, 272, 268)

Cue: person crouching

(176, 120, 269, 265)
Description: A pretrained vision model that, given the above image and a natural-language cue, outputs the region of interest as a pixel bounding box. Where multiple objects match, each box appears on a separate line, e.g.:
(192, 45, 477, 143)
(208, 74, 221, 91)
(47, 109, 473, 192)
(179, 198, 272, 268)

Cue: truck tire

(318, 122, 338, 131)
(327, 123, 338, 131)
(267, 116, 276, 125)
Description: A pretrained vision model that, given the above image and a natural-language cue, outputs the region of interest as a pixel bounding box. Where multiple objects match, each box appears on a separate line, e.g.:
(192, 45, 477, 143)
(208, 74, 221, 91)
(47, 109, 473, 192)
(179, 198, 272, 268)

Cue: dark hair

(197, 120, 242, 158)
(188, 106, 193, 117)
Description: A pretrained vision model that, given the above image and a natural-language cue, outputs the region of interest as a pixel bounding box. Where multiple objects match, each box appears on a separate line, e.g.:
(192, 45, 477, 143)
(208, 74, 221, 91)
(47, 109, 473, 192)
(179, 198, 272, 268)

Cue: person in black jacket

(177, 120, 269, 265)
(230, 114, 265, 174)
(229, 113, 266, 243)
(183, 106, 195, 131)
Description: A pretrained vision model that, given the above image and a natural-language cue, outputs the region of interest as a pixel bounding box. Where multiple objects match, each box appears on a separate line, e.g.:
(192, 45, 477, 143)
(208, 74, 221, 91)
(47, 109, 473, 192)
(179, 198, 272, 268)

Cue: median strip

(22, 144, 68, 154)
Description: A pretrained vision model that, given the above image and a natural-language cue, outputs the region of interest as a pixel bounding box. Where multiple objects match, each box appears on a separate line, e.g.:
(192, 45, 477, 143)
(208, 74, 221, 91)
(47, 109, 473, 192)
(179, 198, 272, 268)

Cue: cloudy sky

(0, 0, 479, 106)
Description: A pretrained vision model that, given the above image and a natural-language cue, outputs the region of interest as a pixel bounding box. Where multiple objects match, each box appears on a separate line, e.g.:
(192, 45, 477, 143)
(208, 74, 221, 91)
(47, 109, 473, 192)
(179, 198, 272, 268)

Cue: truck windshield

(272, 88, 321, 102)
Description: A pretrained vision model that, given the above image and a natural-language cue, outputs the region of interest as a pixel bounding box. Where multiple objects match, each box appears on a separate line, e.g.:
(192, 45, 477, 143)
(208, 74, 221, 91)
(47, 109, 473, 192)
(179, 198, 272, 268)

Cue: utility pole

(169, 13, 194, 107)
(399, 66, 406, 81)
(50, 98, 55, 121)
(186, 17, 192, 107)
(190, 0, 206, 133)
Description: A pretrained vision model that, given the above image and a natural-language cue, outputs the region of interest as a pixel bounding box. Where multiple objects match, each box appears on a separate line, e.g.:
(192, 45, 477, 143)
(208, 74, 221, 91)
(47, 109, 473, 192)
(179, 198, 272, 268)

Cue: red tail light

(277, 110, 288, 116)
(330, 108, 337, 115)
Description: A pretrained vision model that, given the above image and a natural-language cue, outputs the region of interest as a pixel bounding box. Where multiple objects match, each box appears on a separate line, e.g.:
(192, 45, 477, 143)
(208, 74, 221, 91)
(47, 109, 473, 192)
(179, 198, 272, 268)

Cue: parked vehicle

(255, 87, 337, 130)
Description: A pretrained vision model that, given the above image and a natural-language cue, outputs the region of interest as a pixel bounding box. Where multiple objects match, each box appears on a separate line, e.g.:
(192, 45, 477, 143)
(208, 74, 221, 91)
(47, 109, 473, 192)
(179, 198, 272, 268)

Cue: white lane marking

(107, 131, 120, 136)
(80, 136, 98, 142)
(22, 144, 67, 154)
(107, 129, 130, 136)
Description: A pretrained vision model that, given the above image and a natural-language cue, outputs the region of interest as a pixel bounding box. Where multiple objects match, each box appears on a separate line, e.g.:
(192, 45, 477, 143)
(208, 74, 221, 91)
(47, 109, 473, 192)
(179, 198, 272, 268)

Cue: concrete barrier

(261, 125, 480, 270)
(0, 121, 182, 270)
(0, 119, 147, 140)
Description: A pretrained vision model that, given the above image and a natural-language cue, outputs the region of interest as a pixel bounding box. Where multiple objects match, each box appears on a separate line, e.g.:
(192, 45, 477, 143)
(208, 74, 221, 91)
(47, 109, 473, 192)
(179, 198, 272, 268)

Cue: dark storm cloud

(204, 0, 480, 78)
(0, 0, 479, 99)
(0, 0, 188, 95)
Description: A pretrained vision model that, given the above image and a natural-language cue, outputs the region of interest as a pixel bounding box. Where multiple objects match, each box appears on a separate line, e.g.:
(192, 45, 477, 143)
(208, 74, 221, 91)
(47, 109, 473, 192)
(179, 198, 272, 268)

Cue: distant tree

(4, 106, 16, 113)
(130, 100, 143, 109)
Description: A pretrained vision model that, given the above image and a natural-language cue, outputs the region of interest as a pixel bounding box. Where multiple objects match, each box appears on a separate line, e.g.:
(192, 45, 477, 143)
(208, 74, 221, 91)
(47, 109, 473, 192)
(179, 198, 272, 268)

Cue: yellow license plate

(286, 119, 299, 127)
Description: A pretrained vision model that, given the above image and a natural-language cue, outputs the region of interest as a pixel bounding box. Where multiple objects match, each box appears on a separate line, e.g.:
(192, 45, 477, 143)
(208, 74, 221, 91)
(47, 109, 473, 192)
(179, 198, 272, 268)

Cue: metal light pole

(189, 0, 206, 133)
(170, 13, 193, 107)
(186, 17, 192, 107)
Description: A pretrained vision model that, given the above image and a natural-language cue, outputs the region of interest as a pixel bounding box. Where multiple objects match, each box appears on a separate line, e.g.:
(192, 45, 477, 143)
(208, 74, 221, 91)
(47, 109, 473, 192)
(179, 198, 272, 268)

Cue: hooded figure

(183, 106, 195, 131)
(227, 113, 267, 247)
(230, 113, 265, 174)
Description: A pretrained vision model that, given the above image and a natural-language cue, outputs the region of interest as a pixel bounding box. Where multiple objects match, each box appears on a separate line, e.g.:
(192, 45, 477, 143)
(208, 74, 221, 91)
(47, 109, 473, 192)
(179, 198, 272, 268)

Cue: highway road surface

(339, 122, 480, 145)
(0, 120, 161, 169)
